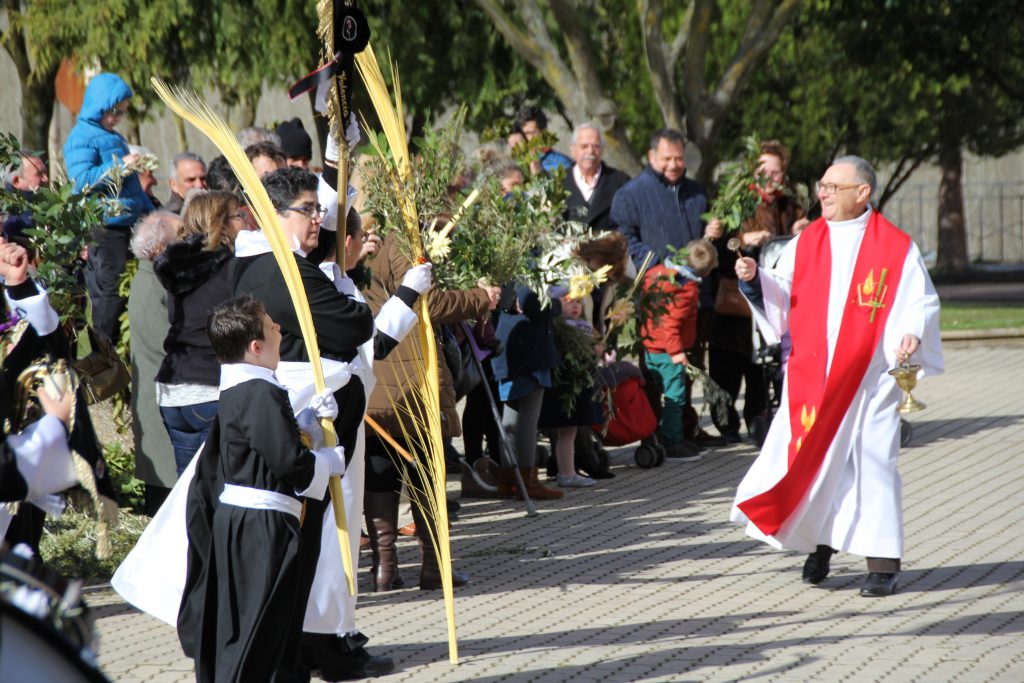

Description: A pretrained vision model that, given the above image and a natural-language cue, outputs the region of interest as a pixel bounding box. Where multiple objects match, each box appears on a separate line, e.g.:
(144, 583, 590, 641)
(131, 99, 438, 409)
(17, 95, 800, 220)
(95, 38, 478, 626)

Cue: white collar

(826, 206, 872, 232)
(573, 164, 601, 190)
(234, 228, 306, 258)
(219, 362, 283, 392)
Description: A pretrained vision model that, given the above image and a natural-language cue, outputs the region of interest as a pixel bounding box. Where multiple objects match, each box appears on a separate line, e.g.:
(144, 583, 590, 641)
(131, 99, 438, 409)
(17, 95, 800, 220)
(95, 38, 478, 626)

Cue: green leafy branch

(702, 133, 769, 235)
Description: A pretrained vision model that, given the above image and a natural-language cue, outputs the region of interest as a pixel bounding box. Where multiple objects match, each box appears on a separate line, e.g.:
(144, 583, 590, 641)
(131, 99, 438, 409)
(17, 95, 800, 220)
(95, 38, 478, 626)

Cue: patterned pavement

(86, 342, 1024, 682)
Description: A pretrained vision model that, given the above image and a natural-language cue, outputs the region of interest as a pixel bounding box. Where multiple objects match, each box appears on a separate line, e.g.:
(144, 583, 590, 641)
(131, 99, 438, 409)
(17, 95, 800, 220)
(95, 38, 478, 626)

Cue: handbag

(72, 326, 131, 405)
(714, 278, 751, 318)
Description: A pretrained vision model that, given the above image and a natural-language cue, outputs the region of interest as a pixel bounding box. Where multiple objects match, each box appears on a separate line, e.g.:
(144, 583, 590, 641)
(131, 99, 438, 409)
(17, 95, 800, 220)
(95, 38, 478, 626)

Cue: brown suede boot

(520, 467, 563, 500)
(363, 491, 405, 592)
(460, 459, 500, 499)
(495, 467, 518, 499)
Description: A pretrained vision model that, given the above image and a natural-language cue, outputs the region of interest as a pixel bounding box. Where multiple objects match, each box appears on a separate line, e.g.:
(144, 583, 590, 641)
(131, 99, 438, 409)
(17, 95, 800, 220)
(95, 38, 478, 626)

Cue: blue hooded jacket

(63, 73, 153, 227)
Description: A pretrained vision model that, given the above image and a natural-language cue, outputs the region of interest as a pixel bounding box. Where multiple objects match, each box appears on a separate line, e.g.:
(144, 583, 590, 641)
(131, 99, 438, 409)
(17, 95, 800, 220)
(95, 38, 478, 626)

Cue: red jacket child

(641, 264, 699, 357)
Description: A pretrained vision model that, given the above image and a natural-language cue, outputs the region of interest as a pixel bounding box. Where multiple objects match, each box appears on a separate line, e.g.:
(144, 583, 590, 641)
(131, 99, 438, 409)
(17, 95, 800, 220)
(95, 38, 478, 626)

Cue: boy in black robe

(184, 295, 344, 682)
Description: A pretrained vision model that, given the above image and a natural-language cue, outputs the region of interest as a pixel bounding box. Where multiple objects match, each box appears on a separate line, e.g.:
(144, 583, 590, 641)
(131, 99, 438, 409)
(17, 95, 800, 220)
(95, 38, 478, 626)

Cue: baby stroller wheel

(634, 444, 658, 469)
(649, 435, 667, 466)
(900, 419, 913, 447)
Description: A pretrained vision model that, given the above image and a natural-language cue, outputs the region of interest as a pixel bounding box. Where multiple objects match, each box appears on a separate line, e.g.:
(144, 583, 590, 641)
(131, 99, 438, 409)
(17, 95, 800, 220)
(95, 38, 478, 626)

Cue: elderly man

(3, 151, 49, 239)
(164, 152, 207, 214)
(563, 123, 630, 231)
(731, 155, 942, 597)
(127, 211, 181, 514)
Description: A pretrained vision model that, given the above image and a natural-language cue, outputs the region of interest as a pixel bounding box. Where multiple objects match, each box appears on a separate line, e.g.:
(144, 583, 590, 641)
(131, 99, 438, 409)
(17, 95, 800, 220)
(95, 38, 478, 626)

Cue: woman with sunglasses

(153, 190, 253, 476)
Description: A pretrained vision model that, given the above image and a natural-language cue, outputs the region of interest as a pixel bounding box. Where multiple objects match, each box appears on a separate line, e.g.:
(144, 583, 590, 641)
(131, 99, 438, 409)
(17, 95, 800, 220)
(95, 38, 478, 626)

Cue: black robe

(1, 279, 115, 549)
(230, 247, 374, 649)
(184, 377, 320, 682)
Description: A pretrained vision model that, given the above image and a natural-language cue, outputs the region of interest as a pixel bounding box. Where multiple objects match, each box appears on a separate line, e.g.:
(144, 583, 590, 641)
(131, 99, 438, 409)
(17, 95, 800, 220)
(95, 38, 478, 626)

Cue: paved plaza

(88, 342, 1024, 682)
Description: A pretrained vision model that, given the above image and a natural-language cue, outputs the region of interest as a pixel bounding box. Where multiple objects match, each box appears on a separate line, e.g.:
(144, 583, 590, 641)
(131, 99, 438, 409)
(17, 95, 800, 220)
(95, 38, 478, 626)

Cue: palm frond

(353, 46, 459, 664)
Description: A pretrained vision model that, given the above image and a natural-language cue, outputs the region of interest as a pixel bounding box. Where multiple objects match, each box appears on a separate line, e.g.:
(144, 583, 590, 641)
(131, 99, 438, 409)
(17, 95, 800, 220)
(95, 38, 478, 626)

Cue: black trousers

(461, 371, 502, 464)
(85, 227, 132, 342)
(709, 345, 767, 434)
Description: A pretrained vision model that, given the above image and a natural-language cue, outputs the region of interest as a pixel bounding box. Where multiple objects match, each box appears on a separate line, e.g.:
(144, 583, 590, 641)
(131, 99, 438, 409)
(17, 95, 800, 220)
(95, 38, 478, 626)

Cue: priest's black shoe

(303, 632, 395, 680)
(860, 572, 898, 597)
(801, 545, 835, 585)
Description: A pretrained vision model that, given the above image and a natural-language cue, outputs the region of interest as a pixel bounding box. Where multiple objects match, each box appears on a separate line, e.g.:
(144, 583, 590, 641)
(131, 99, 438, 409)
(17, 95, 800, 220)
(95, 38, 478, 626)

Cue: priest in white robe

(730, 155, 942, 597)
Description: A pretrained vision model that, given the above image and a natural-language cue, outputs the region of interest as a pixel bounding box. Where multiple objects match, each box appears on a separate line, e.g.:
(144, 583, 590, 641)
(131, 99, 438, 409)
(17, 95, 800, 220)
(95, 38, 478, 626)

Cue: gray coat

(127, 260, 177, 488)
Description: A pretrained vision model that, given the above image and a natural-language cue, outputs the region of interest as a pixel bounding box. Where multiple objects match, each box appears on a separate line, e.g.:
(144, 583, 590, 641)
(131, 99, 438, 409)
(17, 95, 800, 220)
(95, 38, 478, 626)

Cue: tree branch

(709, 0, 800, 118)
(638, 0, 684, 130)
(1, 0, 32, 82)
(668, 3, 693, 69)
(548, 0, 620, 124)
(877, 149, 930, 211)
(473, 0, 545, 67)
(683, 0, 713, 127)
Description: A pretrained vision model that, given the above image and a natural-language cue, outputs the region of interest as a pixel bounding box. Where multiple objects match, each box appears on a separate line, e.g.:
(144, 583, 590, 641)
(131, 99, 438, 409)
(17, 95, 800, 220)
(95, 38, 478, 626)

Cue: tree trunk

(935, 145, 968, 273)
(173, 114, 189, 151)
(121, 118, 141, 145)
(22, 76, 57, 154)
(226, 92, 259, 134)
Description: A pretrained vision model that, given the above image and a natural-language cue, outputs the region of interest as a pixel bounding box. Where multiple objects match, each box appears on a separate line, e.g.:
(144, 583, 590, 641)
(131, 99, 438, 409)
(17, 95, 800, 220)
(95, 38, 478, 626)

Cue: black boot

(363, 491, 404, 591)
(411, 503, 469, 590)
(802, 545, 836, 584)
(302, 631, 395, 681)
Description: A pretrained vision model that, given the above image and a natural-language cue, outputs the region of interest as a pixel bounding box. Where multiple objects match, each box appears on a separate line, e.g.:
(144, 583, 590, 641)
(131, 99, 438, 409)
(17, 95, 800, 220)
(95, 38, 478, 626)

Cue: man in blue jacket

(63, 72, 154, 342)
(611, 128, 725, 454)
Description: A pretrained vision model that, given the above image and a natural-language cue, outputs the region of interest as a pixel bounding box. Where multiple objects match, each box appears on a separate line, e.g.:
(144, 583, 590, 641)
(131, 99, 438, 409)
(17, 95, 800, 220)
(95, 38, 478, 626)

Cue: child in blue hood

(63, 73, 154, 341)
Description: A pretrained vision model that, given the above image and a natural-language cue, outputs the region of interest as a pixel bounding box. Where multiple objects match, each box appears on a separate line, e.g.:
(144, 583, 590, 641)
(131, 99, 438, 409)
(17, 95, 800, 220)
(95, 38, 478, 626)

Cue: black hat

(276, 118, 313, 160)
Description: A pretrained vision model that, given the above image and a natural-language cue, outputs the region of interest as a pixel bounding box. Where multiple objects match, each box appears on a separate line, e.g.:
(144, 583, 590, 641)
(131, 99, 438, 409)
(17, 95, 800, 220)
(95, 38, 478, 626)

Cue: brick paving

(87, 342, 1024, 682)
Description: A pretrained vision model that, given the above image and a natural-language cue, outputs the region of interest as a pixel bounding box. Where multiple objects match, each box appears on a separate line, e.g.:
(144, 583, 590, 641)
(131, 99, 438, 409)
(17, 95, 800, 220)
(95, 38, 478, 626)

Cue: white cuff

(376, 296, 419, 343)
(11, 415, 75, 499)
(334, 276, 357, 297)
(295, 445, 345, 500)
(5, 286, 60, 337)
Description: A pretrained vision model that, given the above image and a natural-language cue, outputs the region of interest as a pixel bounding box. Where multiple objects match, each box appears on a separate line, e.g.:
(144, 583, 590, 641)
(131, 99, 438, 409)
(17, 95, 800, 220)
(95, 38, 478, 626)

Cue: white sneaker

(557, 474, 597, 488)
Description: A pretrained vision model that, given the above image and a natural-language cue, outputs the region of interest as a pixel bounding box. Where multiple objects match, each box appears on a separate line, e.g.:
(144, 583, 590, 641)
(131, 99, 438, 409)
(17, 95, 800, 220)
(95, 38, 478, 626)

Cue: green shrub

(39, 506, 149, 580)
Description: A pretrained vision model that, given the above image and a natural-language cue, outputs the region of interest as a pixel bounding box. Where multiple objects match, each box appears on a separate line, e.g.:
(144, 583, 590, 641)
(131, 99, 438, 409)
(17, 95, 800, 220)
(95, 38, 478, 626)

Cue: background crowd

(0, 68, 819, 679)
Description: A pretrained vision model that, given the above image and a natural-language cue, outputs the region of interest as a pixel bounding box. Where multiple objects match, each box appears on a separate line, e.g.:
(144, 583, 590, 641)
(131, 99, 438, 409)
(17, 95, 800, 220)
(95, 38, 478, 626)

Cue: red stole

(738, 210, 911, 535)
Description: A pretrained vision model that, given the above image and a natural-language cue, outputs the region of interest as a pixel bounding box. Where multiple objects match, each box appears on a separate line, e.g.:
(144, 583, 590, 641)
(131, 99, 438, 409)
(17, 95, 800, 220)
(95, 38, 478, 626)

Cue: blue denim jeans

(160, 401, 218, 475)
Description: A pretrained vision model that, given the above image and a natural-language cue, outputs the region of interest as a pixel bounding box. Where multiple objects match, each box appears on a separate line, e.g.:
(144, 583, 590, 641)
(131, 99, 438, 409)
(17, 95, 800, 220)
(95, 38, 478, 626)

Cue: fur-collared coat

(154, 234, 234, 387)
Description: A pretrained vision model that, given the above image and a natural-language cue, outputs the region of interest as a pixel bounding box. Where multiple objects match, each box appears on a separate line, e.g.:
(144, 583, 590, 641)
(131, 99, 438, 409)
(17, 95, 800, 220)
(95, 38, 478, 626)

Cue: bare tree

(476, 0, 800, 181)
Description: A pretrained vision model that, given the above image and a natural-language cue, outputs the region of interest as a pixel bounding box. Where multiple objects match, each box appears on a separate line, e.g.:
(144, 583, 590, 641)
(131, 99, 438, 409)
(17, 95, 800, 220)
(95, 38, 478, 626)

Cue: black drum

(0, 544, 110, 682)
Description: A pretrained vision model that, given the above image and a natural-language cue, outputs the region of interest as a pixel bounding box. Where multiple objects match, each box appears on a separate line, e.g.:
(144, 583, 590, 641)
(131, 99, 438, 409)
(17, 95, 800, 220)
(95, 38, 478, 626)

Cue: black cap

(276, 118, 313, 161)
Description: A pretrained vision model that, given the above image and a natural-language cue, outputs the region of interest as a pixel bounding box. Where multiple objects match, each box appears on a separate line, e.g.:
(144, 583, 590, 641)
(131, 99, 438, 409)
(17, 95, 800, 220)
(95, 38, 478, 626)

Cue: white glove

(345, 113, 361, 150)
(401, 263, 433, 295)
(295, 407, 325, 450)
(316, 445, 346, 476)
(325, 114, 361, 164)
(334, 275, 357, 297)
(309, 389, 339, 420)
(325, 126, 341, 164)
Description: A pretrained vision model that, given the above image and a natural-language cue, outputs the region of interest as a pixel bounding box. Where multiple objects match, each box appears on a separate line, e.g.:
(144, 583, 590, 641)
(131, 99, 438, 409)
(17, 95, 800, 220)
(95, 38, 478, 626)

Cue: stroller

(590, 361, 666, 469)
(752, 236, 793, 428)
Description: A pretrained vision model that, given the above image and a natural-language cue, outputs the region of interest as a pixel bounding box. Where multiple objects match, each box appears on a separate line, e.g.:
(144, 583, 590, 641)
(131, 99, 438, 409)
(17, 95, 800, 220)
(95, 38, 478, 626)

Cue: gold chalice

(888, 363, 926, 414)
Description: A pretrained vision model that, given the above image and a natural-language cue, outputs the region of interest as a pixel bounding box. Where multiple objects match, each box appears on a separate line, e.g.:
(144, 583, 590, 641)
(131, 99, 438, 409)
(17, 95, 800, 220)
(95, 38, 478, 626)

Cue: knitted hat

(275, 118, 313, 160)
